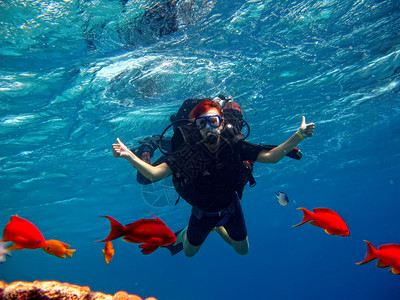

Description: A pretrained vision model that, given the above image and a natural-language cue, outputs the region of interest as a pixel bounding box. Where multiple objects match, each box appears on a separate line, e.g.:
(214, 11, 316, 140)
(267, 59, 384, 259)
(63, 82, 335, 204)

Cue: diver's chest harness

(168, 123, 255, 220)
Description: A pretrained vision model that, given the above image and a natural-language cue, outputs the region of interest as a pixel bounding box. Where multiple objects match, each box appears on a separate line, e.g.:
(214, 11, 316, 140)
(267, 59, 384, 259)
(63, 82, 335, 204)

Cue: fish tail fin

(292, 207, 313, 227)
(97, 216, 125, 242)
(356, 240, 377, 265)
(66, 249, 76, 258)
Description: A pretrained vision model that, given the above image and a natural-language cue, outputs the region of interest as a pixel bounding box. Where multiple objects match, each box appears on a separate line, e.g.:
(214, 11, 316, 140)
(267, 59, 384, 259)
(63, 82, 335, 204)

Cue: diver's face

(197, 108, 224, 146)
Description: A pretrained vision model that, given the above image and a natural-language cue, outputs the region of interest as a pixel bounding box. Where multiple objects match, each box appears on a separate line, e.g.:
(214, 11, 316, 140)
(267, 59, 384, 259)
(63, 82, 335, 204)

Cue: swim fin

(164, 226, 187, 256)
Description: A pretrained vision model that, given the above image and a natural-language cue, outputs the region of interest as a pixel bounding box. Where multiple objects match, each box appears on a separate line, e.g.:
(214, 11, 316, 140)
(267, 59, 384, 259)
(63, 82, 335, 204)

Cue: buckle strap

(191, 199, 236, 220)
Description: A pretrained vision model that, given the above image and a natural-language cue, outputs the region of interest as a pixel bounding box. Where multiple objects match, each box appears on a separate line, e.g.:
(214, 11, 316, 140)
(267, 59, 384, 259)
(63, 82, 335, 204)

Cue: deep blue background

(1, 1, 400, 299)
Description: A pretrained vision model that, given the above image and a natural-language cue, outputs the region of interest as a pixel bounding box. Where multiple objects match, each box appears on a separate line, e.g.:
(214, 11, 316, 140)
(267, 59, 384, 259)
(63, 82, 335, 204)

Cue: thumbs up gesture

(298, 116, 315, 138)
(112, 138, 133, 159)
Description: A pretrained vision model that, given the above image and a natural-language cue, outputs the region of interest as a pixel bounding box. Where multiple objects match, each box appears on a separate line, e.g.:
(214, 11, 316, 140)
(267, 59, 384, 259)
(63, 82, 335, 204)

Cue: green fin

(173, 226, 188, 246)
(163, 226, 188, 256)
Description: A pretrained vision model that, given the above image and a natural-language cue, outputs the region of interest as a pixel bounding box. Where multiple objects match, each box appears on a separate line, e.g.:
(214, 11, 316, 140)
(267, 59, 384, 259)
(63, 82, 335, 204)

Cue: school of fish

(98, 213, 177, 255)
(1, 192, 399, 277)
(279, 191, 399, 275)
(0, 212, 177, 263)
(0, 215, 76, 261)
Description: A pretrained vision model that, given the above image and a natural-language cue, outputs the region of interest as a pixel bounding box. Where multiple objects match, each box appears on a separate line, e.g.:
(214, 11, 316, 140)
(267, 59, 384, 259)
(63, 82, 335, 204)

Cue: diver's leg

(215, 226, 232, 245)
(216, 201, 249, 255)
(182, 229, 202, 257)
(215, 226, 249, 255)
(182, 214, 218, 258)
(231, 237, 249, 255)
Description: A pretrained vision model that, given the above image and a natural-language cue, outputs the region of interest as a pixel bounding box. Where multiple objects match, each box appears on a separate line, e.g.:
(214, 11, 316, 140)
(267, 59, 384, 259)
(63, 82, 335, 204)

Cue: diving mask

(194, 115, 223, 131)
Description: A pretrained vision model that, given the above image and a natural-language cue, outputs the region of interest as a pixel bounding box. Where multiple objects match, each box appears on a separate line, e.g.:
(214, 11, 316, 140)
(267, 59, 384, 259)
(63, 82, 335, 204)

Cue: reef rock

(0, 280, 157, 300)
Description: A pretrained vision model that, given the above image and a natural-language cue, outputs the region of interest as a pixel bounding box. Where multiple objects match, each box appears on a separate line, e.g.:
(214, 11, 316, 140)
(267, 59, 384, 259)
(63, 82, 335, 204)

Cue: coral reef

(0, 281, 157, 300)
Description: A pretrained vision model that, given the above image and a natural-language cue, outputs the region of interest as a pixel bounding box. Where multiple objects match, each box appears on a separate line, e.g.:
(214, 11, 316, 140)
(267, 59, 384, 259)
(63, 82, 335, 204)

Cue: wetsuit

(164, 124, 262, 246)
(132, 97, 301, 247)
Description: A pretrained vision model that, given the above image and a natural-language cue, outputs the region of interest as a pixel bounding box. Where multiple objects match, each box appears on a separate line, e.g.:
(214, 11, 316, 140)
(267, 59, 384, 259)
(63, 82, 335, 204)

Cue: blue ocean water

(1, 0, 400, 299)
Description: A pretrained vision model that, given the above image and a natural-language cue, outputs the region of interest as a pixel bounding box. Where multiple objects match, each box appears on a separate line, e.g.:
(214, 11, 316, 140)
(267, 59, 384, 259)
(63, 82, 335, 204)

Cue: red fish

(1, 215, 46, 250)
(98, 214, 177, 255)
(356, 240, 400, 275)
(293, 207, 350, 236)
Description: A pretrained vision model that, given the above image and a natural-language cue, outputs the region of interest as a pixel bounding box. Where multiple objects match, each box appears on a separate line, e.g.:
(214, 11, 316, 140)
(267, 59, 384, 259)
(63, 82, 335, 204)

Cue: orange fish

(102, 241, 114, 264)
(293, 207, 350, 236)
(98, 214, 177, 255)
(2, 215, 45, 250)
(357, 240, 400, 275)
(43, 239, 76, 258)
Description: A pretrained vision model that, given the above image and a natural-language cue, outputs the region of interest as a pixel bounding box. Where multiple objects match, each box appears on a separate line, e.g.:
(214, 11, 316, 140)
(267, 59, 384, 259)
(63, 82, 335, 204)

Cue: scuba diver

(112, 97, 315, 257)
(132, 95, 263, 184)
(132, 95, 303, 185)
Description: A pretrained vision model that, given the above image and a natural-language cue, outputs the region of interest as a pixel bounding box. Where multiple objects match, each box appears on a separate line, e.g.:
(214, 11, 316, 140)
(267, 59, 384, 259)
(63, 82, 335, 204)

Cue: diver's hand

(112, 138, 133, 159)
(299, 116, 315, 138)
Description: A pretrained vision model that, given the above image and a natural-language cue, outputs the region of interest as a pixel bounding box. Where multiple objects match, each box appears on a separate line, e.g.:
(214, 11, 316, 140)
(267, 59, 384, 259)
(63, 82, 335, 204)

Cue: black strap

(191, 198, 237, 220)
(174, 195, 181, 206)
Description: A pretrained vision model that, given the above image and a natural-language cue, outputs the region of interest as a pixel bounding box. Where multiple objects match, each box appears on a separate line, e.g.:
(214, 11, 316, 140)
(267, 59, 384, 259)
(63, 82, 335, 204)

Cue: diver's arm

(256, 116, 315, 164)
(112, 138, 172, 182)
